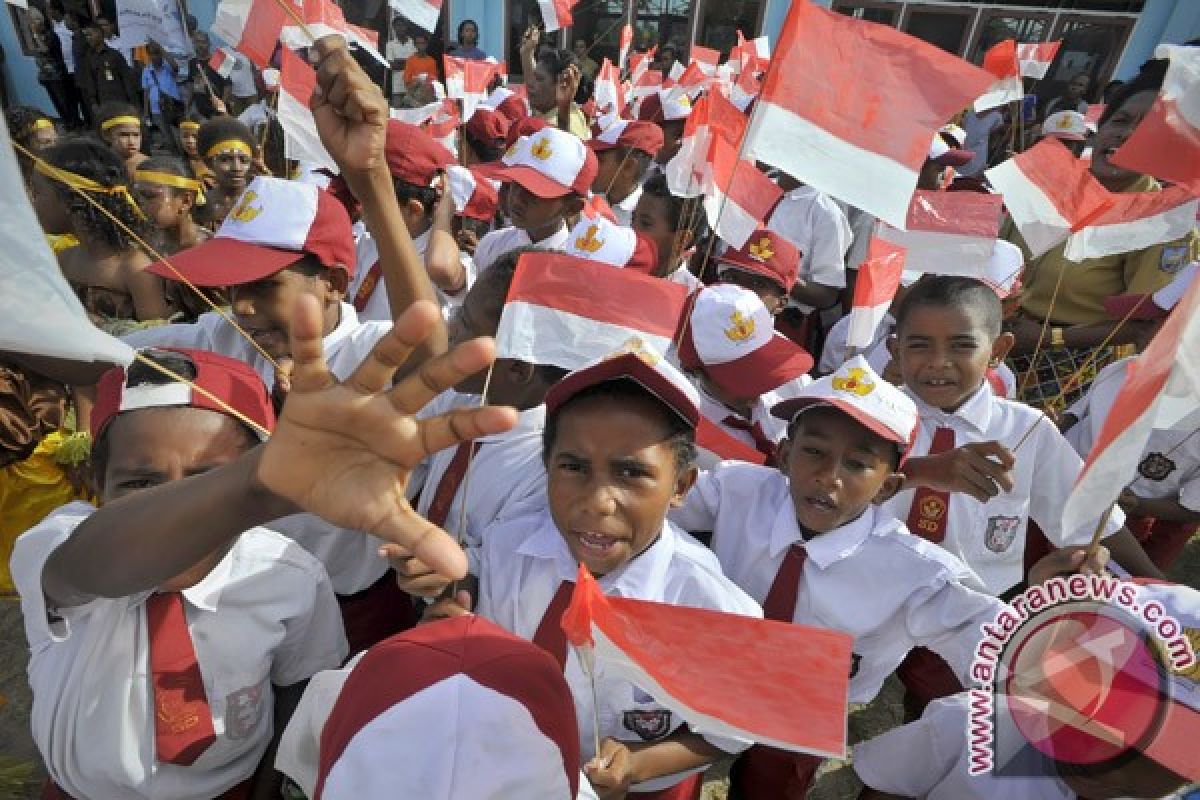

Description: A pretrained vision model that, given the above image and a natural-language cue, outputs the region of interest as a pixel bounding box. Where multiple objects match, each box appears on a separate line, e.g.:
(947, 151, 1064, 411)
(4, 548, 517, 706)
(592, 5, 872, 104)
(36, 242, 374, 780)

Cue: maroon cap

(588, 119, 665, 159)
(465, 108, 511, 156)
(715, 229, 800, 292)
(503, 115, 550, 151)
(385, 120, 456, 186)
(546, 351, 701, 429)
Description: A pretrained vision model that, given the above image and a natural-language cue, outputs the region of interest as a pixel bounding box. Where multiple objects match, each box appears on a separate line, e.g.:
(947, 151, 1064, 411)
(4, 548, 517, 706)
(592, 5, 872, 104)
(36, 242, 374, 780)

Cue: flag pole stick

(1084, 502, 1116, 561)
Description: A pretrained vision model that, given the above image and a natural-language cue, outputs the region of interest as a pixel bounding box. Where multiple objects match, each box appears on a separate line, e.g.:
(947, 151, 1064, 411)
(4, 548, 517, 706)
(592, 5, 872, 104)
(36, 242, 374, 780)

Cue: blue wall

(447, 0, 503, 61)
(1, 9, 53, 111)
(1114, 0, 1200, 79)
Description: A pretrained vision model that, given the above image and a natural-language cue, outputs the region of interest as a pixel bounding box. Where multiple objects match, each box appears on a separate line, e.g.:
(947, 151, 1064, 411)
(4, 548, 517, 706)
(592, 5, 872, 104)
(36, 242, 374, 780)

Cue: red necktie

(353, 261, 382, 312)
(722, 415, 777, 460)
(532, 580, 574, 670)
(762, 543, 807, 622)
(145, 592, 216, 766)
(906, 426, 955, 543)
(425, 441, 481, 528)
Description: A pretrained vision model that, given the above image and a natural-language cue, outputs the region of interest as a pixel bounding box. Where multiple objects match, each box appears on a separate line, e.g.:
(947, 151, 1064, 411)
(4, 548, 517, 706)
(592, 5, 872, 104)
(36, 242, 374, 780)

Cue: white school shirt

(670, 464, 1003, 704)
(350, 228, 476, 322)
(475, 506, 761, 790)
(819, 313, 894, 376)
(767, 185, 853, 296)
(611, 184, 642, 228)
(124, 305, 395, 594)
(407, 390, 548, 547)
(853, 693, 1077, 800)
(882, 384, 1127, 596)
(472, 223, 570, 272)
(1067, 358, 1200, 510)
(10, 502, 347, 800)
(693, 384, 791, 457)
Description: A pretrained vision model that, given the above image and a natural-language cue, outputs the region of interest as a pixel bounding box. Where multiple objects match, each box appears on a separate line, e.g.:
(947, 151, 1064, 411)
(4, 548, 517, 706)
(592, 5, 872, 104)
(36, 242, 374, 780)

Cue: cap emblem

(607, 336, 661, 366)
(530, 137, 553, 161)
(724, 310, 756, 343)
(575, 224, 604, 254)
(748, 236, 774, 263)
(832, 367, 875, 397)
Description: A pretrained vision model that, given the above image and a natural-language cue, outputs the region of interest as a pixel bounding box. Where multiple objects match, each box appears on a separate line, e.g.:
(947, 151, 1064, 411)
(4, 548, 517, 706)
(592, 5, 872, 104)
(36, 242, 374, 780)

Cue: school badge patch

(623, 710, 672, 741)
(1138, 452, 1176, 482)
(224, 683, 265, 740)
(1159, 245, 1189, 275)
(985, 515, 1021, 553)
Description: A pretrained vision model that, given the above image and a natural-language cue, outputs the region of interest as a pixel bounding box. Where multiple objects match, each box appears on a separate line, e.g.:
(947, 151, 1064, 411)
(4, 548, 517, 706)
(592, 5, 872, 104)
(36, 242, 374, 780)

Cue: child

(11, 347, 348, 799)
(765, 169, 852, 313)
(472, 127, 597, 272)
(632, 172, 709, 290)
(95, 100, 145, 174)
(176, 114, 214, 190)
(669, 356, 1008, 798)
(402, 351, 762, 799)
(711, 228, 799, 317)
(677, 284, 814, 463)
(637, 89, 692, 172)
(194, 115, 256, 228)
(588, 119, 664, 227)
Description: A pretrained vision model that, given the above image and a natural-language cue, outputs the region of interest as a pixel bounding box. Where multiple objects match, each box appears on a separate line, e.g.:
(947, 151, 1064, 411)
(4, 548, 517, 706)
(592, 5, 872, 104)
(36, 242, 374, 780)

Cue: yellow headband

(134, 169, 207, 206)
(205, 139, 254, 159)
(100, 115, 141, 131)
(34, 159, 146, 220)
(24, 118, 54, 138)
(179, 121, 200, 132)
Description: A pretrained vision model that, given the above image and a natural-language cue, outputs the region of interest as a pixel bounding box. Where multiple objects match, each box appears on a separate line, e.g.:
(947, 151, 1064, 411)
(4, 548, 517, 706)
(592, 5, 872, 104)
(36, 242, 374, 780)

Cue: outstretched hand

(310, 34, 390, 174)
(254, 295, 518, 581)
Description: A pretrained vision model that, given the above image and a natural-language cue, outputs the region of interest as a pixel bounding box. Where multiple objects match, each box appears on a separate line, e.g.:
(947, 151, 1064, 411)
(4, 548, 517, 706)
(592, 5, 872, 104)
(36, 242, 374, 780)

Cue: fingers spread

(389, 335, 498, 413)
(417, 406, 519, 459)
(345, 301, 439, 395)
(287, 295, 336, 392)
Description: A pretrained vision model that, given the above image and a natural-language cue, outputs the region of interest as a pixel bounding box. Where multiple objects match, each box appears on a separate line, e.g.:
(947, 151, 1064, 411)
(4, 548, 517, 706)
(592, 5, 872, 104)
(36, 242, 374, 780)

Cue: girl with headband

(95, 101, 146, 176)
(195, 116, 256, 229)
(32, 136, 170, 326)
(7, 106, 59, 186)
(175, 114, 215, 191)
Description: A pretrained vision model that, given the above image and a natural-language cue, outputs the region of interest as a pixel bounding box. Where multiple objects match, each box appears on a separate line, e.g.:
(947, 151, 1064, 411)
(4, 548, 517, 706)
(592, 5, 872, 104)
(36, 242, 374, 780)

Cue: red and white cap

(928, 134, 974, 168)
(148, 176, 356, 286)
(314, 616, 581, 800)
(563, 214, 659, 274)
(386, 119, 456, 186)
(588, 119, 665, 158)
(980, 239, 1024, 299)
(1105, 260, 1197, 321)
(465, 107, 511, 153)
(446, 165, 500, 222)
(772, 355, 917, 450)
(637, 89, 694, 123)
(476, 128, 598, 199)
(546, 347, 702, 429)
(504, 115, 550, 150)
(1041, 110, 1089, 142)
(481, 86, 528, 124)
(714, 229, 800, 292)
(91, 348, 275, 441)
(678, 284, 814, 401)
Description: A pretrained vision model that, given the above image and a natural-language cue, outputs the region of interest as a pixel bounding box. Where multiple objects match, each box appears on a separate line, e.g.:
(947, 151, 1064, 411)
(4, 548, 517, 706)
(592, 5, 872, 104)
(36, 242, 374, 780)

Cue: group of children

(3, 21, 1198, 800)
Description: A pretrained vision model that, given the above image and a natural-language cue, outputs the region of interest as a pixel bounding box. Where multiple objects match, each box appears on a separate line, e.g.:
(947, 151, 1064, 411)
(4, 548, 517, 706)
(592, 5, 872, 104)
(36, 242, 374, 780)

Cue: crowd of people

(1, 5, 1198, 800)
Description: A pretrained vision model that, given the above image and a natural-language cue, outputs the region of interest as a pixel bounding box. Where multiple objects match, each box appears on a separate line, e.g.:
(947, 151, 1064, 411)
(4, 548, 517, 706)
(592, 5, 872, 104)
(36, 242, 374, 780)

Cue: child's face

(229, 261, 346, 360)
(783, 407, 901, 534)
(632, 193, 686, 277)
(106, 124, 141, 160)
(546, 394, 696, 576)
(134, 183, 188, 231)
(506, 184, 569, 236)
(179, 128, 198, 157)
(717, 269, 788, 315)
(208, 150, 252, 194)
(890, 304, 1013, 413)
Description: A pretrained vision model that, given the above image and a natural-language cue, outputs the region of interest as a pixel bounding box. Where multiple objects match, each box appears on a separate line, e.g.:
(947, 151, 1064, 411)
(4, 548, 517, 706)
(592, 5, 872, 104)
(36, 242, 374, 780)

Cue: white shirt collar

(324, 302, 361, 355)
(907, 381, 993, 435)
(533, 223, 570, 250)
(180, 538, 242, 612)
(768, 499, 878, 569)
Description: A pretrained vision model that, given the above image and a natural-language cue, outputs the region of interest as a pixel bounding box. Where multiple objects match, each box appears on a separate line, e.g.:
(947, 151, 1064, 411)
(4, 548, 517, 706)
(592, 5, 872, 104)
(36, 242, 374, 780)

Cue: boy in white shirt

(588, 119, 664, 228)
(402, 351, 762, 799)
(631, 172, 708, 290)
(670, 356, 1007, 799)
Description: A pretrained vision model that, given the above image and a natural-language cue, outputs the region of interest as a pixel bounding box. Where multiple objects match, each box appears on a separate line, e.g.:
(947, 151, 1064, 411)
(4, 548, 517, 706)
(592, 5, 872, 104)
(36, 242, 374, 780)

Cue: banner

(116, 0, 190, 54)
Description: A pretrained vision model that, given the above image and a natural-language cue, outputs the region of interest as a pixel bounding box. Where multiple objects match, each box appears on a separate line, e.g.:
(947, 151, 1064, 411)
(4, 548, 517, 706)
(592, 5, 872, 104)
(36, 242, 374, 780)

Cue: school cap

(928, 134, 975, 168)
(148, 176, 356, 286)
(637, 89, 693, 123)
(481, 86, 528, 124)
(1104, 260, 1197, 321)
(678, 284, 814, 400)
(446, 165, 500, 222)
(938, 124, 968, 149)
(314, 615, 580, 800)
(563, 214, 659, 274)
(464, 107, 510, 154)
(981, 239, 1025, 299)
(504, 115, 550, 151)
(714, 229, 800, 292)
(475, 128, 598, 200)
(1041, 110, 1088, 142)
(385, 119, 456, 187)
(772, 355, 917, 449)
(588, 119, 665, 158)
(545, 347, 702, 429)
(91, 347, 275, 442)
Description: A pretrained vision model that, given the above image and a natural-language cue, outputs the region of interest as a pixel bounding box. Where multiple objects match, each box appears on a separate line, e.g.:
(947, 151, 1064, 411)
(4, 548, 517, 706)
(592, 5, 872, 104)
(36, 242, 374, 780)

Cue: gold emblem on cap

(575, 224, 604, 253)
(503, 142, 518, 161)
(607, 336, 661, 366)
(748, 236, 774, 263)
(724, 310, 756, 342)
(530, 137, 553, 161)
(1056, 114, 1075, 130)
(677, 94, 692, 109)
(229, 190, 262, 223)
(832, 367, 875, 397)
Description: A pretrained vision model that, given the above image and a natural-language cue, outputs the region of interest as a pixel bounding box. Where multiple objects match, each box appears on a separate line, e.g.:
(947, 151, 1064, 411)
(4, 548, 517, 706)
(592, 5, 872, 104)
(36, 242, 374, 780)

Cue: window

(904, 8, 974, 55)
(696, 0, 765, 56)
(833, 1, 899, 26)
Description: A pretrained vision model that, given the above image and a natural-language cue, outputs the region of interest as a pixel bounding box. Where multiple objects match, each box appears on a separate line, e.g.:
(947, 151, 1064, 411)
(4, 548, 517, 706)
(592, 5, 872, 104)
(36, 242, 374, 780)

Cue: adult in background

(385, 16, 415, 107)
(226, 50, 261, 116)
(81, 22, 138, 113)
(141, 41, 184, 148)
(45, 2, 86, 128)
(573, 38, 597, 80)
(1042, 72, 1090, 119)
(452, 19, 486, 60)
(66, 13, 92, 125)
(186, 30, 228, 117)
(29, 9, 82, 129)
(519, 28, 589, 140)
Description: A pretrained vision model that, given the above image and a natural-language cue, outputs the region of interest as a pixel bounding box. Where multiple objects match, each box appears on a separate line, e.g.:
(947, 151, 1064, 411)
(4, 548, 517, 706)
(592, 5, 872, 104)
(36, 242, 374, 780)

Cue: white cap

(563, 214, 658, 274)
(1042, 110, 1088, 141)
(478, 128, 598, 198)
(981, 239, 1025, 299)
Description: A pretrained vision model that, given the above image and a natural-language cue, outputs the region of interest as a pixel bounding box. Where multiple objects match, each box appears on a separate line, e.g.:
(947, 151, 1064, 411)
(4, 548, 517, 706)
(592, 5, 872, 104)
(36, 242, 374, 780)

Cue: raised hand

(310, 34, 389, 175)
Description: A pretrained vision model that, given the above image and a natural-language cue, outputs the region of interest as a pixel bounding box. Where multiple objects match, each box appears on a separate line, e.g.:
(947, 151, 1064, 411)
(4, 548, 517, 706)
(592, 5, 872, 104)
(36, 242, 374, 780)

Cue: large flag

(704, 136, 782, 250)
(537, 0, 577, 32)
(444, 55, 501, 122)
(561, 565, 853, 758)
(974, 39, 1023, 112)
(495, 252, 688, 371)
(875, 190, 1003, 276)
(1063, 184, 1199, 262)
(276, 0, 386, 66)
(1060, 276, 1200, 538)
(985, 138, 1113, 258)
(1017, 41, 1061, 80)
(0, 120, 132, 366)
(211, 0, 287, 68)
(846, 239, 906, 350)
(745, 0, 994, 229)
(1110, 44, 1200, 193)
(278, 48, 336, 171)
(388, 0, 442, 32)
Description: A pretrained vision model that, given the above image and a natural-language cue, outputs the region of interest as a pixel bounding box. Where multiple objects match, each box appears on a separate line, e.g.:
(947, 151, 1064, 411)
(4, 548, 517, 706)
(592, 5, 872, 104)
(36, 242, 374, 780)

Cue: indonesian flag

(1063, 184, 1199, 262)
(496, 252, 688, 371)
(208, 46, 236, 79)
(1017, 41, 1061, 80)
(733, 31, 770, 76)
(846, 239, 906, 350)
(538, 0, 577, 32)
(745, 0, 994, 229)
(390, 100, 442, 127)
(212, 0, 288, 68)
(875, 190, 1004, 277)
(690, 45, 720, 76)
(562, 564, 853, 759)
(629, 48, 656, 87)
(671, 61, 710, 98)
(1111, 44, 1200, 193)
(630, 69, 663, 102)
(666, 90, 748, 198)
(730, 66, 762, 113)
(278, 48, 336, 171)
(269, 0, 387, 67)
(425, 98, 461, 154)
(388, 0, 442, 32)
(974, 39, 1023, 112)
(594, 59, 626, 127)
(618, 25, 633, 71)
(985, 138, 1113, 258)
(444, 55, 501, 121)
(704, 138, 782, 250)
(1061, 275, 1200, 539)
